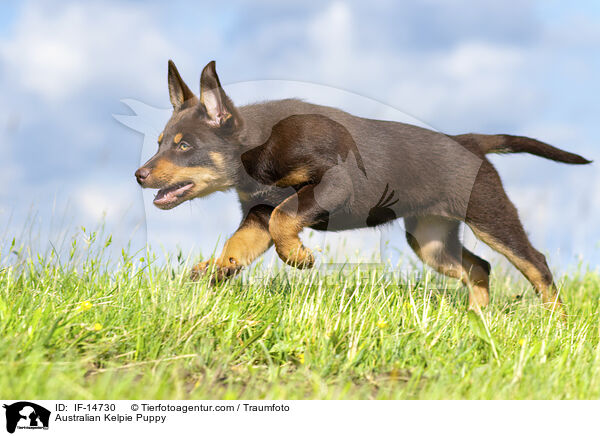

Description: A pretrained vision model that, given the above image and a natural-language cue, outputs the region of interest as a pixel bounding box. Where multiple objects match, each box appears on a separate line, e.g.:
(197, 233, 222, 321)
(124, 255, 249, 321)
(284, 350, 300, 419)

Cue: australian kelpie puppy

(135, 60, 590, 310)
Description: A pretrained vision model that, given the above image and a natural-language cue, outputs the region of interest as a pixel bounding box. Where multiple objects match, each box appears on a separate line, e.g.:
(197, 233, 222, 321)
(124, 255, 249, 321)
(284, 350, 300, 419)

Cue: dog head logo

(3, 402, 50, 433)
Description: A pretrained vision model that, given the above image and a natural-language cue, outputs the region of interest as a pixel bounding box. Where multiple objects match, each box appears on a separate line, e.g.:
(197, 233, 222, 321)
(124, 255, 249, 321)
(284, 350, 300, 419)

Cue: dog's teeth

(153, 182, 193, 207)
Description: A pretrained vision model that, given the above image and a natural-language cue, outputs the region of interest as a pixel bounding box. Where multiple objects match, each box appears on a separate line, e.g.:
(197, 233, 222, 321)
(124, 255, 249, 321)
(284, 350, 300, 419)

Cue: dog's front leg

(269, 183, 349, 269)
(191, 205, 273, 283)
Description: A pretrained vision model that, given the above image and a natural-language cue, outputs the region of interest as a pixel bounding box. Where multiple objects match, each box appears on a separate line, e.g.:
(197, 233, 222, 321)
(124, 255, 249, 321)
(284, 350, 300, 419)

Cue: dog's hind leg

(191, 204, 273, 282)
(465, 161, 562, 312)
(405, 216, 491, 309)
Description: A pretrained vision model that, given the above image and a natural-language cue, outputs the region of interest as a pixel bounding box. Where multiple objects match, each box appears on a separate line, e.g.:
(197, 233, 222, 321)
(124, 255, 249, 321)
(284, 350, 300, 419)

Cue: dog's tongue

(153, 183, 193, 206)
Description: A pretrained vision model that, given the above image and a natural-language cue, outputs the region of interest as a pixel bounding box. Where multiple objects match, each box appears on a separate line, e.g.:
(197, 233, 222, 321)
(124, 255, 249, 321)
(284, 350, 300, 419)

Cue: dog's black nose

(135, 167, 150, 184)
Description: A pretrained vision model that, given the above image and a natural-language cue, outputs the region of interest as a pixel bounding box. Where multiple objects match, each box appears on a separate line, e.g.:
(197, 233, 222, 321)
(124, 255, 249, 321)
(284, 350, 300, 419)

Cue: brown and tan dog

(135, 60, 591, 311)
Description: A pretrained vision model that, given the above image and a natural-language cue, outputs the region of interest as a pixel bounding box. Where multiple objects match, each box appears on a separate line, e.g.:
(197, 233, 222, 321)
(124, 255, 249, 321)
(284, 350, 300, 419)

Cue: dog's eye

(178, 141, 191, 151)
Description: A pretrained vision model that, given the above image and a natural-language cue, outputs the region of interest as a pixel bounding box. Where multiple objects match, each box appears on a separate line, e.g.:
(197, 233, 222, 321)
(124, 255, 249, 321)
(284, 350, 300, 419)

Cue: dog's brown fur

(135, 60, 591, 311)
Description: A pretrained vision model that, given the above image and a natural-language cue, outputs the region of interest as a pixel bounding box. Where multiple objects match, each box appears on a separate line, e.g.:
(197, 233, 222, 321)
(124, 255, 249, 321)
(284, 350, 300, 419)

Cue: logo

(2, 402, 50, 434)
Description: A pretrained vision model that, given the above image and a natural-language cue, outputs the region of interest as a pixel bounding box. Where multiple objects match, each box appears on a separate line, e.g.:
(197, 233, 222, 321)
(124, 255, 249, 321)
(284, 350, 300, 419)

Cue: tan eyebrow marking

(174, 133, 183, 144)
(158, 132, 163, 143)
(209, 152, 225, 169)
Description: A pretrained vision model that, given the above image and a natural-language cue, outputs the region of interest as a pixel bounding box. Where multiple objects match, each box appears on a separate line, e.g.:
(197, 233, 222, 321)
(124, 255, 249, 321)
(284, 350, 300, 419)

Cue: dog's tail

(452, 133, 592, 164)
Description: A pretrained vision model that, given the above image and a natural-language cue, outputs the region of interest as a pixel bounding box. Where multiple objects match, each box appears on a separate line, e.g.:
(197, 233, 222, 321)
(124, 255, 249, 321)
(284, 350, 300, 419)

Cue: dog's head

(135, 60, 242, 209)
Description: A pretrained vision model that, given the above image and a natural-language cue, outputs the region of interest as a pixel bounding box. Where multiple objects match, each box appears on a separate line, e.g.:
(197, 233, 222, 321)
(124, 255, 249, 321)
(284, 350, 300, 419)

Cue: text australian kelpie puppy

(135, 60, 591, 310)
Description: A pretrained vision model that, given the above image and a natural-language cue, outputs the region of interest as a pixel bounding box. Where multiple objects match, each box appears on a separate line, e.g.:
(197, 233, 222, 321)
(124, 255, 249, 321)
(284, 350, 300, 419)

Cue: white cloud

(74, 180, 137, 223)
(266, 4, 533, 130)
(387, 42, 533, 129)
(441, 41, 523, 79)
(0, 1, 177, 102)
(307, 2, 353, 76)
(0, 114, 23, 194)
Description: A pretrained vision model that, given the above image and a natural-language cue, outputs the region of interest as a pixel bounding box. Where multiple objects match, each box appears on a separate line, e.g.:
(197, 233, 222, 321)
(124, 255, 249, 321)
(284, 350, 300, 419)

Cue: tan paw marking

(276, 243, 315, 269)
(190, 257, 241, 284)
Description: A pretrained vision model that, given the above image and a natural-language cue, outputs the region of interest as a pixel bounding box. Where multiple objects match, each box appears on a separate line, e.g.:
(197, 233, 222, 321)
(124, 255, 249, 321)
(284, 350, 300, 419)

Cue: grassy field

(1, 231, 600, 400)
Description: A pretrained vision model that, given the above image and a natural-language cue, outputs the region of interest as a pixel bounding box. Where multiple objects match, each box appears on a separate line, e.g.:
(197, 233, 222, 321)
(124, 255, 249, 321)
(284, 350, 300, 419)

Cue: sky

(0, 0, 599, 275)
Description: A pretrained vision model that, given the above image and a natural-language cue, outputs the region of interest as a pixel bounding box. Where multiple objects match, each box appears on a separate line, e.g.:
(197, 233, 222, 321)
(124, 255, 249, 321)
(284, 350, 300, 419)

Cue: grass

(1, 229, 600, 400)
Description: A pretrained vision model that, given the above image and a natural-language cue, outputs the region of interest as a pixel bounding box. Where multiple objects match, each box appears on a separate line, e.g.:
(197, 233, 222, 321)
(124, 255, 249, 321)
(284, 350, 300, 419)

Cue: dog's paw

(190, 257, 242, 284)
(190, 260, 211, 281)
(277, 244, 315, 269)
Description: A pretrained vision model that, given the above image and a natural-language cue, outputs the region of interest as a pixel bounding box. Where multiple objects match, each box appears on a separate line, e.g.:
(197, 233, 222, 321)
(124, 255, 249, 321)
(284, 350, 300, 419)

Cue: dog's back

(238, 98, 484, 222)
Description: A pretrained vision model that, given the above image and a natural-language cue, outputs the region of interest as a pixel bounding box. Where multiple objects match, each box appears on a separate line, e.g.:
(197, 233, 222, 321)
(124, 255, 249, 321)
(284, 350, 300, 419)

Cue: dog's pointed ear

(199, 61, 239, 129)
(168, 60, 196, 110)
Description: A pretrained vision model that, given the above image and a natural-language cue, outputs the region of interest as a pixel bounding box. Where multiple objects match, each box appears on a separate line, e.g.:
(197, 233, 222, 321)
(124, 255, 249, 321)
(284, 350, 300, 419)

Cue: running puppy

(135, 60, 591, 310)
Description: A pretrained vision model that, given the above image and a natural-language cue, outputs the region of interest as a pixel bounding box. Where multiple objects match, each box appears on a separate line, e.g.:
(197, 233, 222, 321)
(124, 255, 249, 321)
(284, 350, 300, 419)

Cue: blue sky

(0, 0, 598, 274)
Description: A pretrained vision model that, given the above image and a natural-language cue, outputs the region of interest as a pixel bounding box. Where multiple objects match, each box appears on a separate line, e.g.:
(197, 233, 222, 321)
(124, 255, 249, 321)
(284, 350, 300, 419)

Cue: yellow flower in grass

(518, 338, 525, 347)
(93, 323, 103, 331)
(377, 319, 388, 329)
(298, 353, 305, 364)
(79, 301, 93, 311)
(402, 301, 412, 310)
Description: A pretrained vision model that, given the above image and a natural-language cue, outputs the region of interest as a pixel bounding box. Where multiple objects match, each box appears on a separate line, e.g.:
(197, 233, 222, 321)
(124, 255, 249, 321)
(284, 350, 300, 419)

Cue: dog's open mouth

(153, 182, 194, 209)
